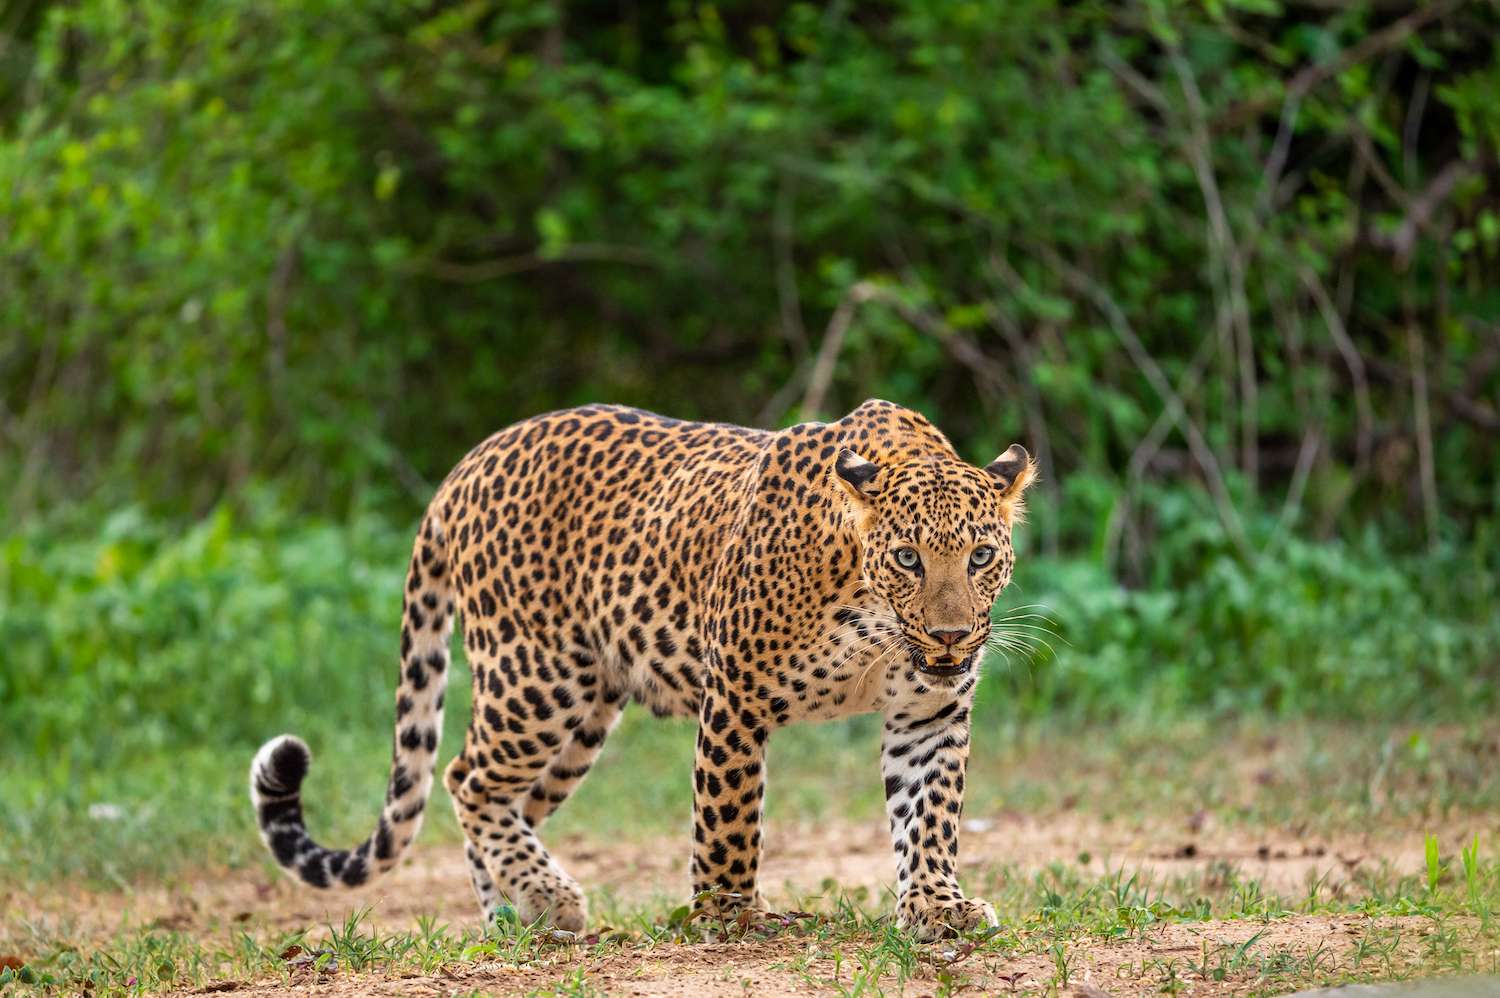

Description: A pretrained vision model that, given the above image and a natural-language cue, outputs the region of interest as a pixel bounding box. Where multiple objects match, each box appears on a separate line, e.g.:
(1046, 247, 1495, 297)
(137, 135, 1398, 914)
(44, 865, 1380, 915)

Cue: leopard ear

(834, 448, 882, 501)
(984, 444, 1035, 504)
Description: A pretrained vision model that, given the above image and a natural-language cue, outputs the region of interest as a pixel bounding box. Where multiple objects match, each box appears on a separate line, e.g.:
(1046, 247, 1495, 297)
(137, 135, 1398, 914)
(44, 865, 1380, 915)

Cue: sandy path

(9, 812, 1458, 937)
(208, 914, 1491, 998)
(5, 810, 1445, 942)
(9, 812, 1487, 994)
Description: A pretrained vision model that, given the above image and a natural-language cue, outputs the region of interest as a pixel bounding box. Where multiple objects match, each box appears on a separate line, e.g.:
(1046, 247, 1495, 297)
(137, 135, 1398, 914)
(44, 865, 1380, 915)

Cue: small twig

(1406, 325, 1440, 550)
(1170, 48, 1258, 494)
(422, 243, 659, 283)
(799, 282, 876, 418)
(1276, 429, 1322, 539)
(1375, 160, 1474, 267)
(1349, 124, 1413, 215)
(1459, 321, 1500, 411)
(1401, 69, 1431, 187)
(1123, 332, 1220, 487)
(983, 264, 1061, 555)
(1300, 267, 1374, 475)
(1100, 44, 1170, 113)
(1357, 343, 1500, 433)
(1105, 331, 1221, 569)
(756, 366, 810, 427)
(1256, 90, 1302, 220)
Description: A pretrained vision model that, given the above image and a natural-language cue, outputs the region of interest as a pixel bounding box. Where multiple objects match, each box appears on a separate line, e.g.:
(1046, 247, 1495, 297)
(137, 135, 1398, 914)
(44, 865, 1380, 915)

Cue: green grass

(6, 701, 1499, 889)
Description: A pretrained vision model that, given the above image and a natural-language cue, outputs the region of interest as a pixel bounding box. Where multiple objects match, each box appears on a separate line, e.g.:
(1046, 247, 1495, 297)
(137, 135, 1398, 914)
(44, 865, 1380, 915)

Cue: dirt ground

(12, 810, 1440, 937)
(9, 810, 1494, 996)
(203, 915, 1475, 998)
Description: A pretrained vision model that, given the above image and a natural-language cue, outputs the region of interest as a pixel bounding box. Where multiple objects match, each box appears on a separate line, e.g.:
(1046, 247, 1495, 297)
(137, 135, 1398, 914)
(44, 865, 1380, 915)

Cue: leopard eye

(894, 547, 921, 570)
(970, 546, 996, 569)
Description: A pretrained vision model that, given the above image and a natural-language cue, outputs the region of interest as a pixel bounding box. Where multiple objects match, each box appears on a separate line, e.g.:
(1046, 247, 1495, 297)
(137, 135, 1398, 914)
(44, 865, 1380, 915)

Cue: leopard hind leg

(445, 641, 608, 931)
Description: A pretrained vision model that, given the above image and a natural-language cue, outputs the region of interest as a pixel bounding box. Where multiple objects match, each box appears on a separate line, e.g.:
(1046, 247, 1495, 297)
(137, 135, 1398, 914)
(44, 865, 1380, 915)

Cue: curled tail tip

(251, 733, 311, 803)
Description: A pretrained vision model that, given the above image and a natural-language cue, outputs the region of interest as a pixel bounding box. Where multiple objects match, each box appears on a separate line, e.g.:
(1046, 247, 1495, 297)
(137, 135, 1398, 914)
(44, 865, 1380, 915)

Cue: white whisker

(854, 635, 909, 693)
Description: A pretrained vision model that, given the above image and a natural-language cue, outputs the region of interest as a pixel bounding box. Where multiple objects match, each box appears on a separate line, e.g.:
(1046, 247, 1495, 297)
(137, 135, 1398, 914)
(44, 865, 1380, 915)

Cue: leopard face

(834, 444, 1034, 676)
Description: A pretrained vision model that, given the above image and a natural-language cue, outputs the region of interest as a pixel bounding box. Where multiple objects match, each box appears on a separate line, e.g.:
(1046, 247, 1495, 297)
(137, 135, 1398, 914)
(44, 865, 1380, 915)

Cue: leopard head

(834, 444, 1035, 678)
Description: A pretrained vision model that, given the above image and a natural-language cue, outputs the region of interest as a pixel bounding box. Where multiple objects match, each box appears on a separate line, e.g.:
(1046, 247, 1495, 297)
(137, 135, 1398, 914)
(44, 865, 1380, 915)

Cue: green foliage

(4, 503, 1492, 776)
(0, 501, 457, 881)
(2, 0, 1497, 540)
(989, 500, 1500, 717)
(0, 502, 416, 758)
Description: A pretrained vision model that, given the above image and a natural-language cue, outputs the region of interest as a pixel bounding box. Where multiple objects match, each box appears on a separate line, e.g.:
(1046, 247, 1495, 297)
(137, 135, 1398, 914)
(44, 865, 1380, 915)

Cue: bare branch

(1357, 341, 1500, 433)
(423, 243, 660, 283)
(1371, 159, 1475, 267)
(1170, 48, 1259, 493)
(1300, 266, 1375, 473)
(1105, 329, 1222, 570)
(1276, 429, 1322, 538)
(984, 258, 1063, 555)
(1100, 44, 1170, 113)
(1219, 0, 1461, 130)
(799, 282, 877, 418)
(1045, 249, 1253, 559)
(1406, 325, 1440, 550)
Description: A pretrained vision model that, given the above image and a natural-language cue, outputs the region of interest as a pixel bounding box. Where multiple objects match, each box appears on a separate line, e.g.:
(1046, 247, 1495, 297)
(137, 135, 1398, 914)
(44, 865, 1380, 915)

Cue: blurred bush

(2, 0, 1496, 558)
(0, 502, 412, 759)
(1, 3, 1497, 794)
(2, 501, 1494, 780)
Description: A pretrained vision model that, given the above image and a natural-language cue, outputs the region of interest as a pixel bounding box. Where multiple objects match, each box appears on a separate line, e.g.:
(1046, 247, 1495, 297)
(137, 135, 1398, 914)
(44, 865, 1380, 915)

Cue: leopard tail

(248, 510, 454, 889)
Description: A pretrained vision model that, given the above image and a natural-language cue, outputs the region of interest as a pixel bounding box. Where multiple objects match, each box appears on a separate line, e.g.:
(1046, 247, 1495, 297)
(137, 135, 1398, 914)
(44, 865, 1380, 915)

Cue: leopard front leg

(690, 678, 769, 916)
(881, 704, 997, 941)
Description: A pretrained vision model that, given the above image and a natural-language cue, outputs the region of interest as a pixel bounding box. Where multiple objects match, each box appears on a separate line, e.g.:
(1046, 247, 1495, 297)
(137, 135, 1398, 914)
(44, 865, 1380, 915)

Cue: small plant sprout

(1425, 833, 1445, 895)
(1460, 833, 1491, 926)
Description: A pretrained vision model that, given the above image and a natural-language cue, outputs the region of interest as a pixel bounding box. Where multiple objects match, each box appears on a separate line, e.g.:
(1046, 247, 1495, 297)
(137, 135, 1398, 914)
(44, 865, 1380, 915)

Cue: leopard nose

(925, 626, 972, 647)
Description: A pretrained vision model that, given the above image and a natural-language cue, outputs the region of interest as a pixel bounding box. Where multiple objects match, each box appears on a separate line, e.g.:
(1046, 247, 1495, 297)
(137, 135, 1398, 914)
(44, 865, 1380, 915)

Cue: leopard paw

(503, 879, 588, 933)
(692, 886, 768, 919)
(897, 893, 998, 941)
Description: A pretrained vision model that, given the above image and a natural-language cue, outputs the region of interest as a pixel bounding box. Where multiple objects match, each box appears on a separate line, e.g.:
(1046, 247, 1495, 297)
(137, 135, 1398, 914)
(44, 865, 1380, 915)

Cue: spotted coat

(250, 399, 1035, 940)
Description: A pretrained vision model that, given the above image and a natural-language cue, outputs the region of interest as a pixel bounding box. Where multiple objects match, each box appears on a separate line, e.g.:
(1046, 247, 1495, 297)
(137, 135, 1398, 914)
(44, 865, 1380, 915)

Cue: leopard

(249, 399, 1035, 941)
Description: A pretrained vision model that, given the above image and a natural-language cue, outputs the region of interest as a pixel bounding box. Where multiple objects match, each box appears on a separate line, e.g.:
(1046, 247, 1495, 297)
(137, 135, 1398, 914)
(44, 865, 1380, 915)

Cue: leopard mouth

(910, 648, 975, 678)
